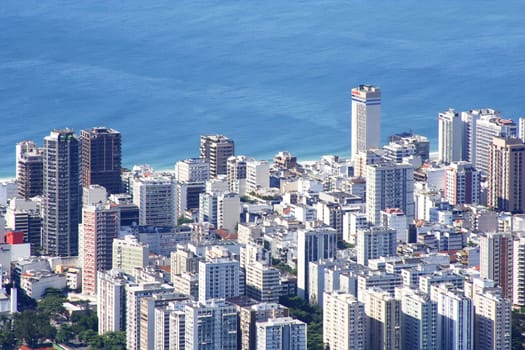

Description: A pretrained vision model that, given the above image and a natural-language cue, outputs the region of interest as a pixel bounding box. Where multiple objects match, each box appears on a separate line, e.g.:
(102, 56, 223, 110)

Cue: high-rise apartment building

(351, 85, 381, 160)
(480, 232, 514, 299)
(519, 116, 525, 142)
(472, 287, 512, 350)
(133, 175, 176, 226)
(366, 161, 414, 225)
(513, 232, 525, 307)
(139, 292, 187, 350)
(246, 158, 270, 193)
(227, 155, 248, 194)
(256, 317, 307, 350)
(245, 262, 281, 303)
(297, 227, 338, 299)
(16, 140, 43, 199)
(462, 109, 517, 174)
(97, 269, 128, 335)
(444, 161, 481, 205)
(239, 302, 290, 350)
(80, 200, 120, 295)
(42, 129, 80, 256)
(125, 282, 174, 350)
(438, 108, 463, 164)
(487, 136, 525, 213)
(185, 299, 238, 350)
(112, 235, 149, 275)
(357, 227, 397, 266)
(397, 286, 437, 350)
(198, 257, 240, 302)
(323, 291, 365, 350)
(200, 135, 235, 177)
(364, 288, 401, 350)
(175, 158, 210, 183)
(5, 198, 42, 254)
(80, 127, 122, 194)
(431, 284, 473, 350)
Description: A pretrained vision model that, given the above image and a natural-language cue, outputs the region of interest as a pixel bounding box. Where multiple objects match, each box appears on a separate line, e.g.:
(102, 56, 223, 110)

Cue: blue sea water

(1, 1, 525, 177)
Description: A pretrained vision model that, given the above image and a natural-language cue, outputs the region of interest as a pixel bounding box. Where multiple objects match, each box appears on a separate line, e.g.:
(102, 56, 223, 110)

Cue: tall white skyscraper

(431, 284, 473, 350)
(438, 108, 463, 164)
(351, 85, 381, 160)
(323, 291, 365, 350)
(365, 162, 414, 225)
(297, 227, 338, 299)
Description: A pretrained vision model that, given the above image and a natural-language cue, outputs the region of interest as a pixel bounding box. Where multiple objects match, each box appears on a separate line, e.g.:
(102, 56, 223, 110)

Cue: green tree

(0, 317, 16, 350)
(38, 294, 66, 320)
(55, 325, 75, 344)
(88, 331, 126, 350)
(14, 310, 56, 348)
(70, 310, 98, 333)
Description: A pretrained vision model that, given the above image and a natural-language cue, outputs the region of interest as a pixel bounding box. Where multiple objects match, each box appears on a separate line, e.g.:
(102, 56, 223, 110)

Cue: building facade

(42, 129, 80, 256)
(80, 127, 122, 194)
(351, 85, 381, 160)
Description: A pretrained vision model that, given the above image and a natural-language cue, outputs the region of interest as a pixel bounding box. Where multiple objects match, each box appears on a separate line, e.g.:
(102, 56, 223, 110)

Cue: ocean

(1, 1, 525, 177)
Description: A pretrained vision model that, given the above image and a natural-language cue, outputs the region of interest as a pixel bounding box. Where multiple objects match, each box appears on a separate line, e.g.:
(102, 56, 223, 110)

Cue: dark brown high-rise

(200, 135, 234, 178)
(81, 127, 122, 194)
(16, 140, 44, 199)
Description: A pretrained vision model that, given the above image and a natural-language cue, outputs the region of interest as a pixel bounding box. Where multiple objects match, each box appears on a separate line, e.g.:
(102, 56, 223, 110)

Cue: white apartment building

(351, 85, 381, 160)
(256, 317, 307, 350)
(462, 109, 517, 174)
(125, 282, 174, 350)
(365, 162, 414, 225)
(380, 208, 408, 243)
(133, 175, 175, 226)
(357, 227, 397, 266)
(175, 158, 210, 183)
(20, 270, 67, 300)
(396, 287, 437, 350)
(357, 271, 403, 302)
(472, 287, 512, 350)
(323, 291, 365, 350)
(97, 269, 128, 335)
(438, 108, 463, 164)
(185, 299, 238, 350)
(239, 302, 290, 350)
(198, 257, 240, 302)
(246, 158, 270, 193)
(431, 284, 473, 350)
(297, 227, 338, 299)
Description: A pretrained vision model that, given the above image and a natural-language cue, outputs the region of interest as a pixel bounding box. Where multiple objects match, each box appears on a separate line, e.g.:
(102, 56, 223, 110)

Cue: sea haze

(1, 1, 525, 177)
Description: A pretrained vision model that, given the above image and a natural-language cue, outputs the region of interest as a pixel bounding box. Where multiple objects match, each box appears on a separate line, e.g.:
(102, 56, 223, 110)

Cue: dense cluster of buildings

(0, 85, 524, 349)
